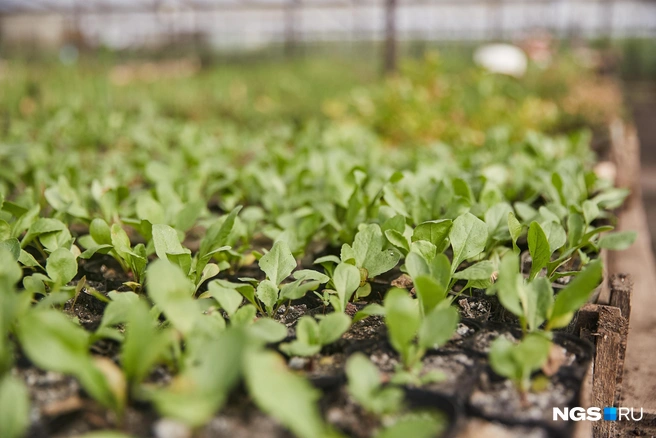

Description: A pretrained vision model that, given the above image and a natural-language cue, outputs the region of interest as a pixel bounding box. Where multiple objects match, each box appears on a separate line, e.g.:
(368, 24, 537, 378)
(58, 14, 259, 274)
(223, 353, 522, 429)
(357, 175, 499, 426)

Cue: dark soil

(17, 252, 594, 438)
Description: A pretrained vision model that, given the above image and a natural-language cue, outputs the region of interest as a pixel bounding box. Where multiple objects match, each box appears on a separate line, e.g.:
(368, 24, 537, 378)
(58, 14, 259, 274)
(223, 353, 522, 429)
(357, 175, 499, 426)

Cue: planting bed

(0, 53, 638, 438)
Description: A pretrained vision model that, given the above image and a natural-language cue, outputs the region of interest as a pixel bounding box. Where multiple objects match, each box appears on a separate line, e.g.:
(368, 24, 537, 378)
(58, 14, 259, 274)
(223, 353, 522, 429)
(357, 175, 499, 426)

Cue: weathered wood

(575, 303, 629, 438)
(608, 273, 633, 321)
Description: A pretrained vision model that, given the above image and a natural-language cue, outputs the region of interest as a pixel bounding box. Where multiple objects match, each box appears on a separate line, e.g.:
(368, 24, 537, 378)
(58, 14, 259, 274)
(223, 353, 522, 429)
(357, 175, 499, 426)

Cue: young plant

(0, 248, 30, 438)
(346, 352, 403, 416)
(280, 313, 351, 357)
(489, 333, 552, 394)
(339, 223, 401, 298)
(79, 219, 147, 285)
(22, 247, 79, 296)
(346, 352, 446, 438)
(16, 308, 126, 416)
(248, 241, 325, 316)
(149, 328, 247, 427)
(491, 252, 602, 333)
(384, 288, 459, 383)
(245, 349, 336, 438)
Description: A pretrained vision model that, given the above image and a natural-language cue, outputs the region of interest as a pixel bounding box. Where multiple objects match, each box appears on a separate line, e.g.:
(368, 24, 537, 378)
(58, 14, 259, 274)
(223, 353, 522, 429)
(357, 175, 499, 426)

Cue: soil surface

(15, 250, 595, 437)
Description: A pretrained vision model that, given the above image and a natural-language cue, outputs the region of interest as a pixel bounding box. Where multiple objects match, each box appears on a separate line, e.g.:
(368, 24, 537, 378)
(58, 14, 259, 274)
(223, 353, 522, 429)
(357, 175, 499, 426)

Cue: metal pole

(384, 0, 397, 74)
(284, 0, 299, 56)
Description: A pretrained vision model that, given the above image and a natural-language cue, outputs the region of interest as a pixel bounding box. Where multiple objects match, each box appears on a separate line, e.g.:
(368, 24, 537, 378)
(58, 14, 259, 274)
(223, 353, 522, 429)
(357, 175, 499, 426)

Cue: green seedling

(489, 333, 551, 394)
(317, 223, 401, 302)
(245, 349, 337, 438)
(16, 308, 125, 415)
(346, 353, 404, 416)
(79, 219, 147, 285)
(280, 313, 351, 357)
(384, 288, 459, 383)
(248, 241, 324, 316)
(149, 328, 246, 427)
(346, 353, 446, 438)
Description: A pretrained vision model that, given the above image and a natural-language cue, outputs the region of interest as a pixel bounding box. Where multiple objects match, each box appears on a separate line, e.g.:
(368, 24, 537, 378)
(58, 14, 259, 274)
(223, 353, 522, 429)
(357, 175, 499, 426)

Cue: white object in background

(473, 44, 528, 78)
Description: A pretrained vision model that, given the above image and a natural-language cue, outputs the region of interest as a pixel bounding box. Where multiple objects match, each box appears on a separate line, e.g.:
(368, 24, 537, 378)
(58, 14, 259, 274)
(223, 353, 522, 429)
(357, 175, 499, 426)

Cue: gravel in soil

(468, 374, 575, 426)
(458, 418, 550, 438)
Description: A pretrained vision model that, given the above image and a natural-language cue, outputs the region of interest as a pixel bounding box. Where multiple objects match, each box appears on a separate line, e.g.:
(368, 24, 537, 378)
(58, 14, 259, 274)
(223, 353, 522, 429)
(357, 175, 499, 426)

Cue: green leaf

(96, 291, 140, 334)
(489, 333, 551, 391)
(430, 253, 452, 291)
(549, 259, 602, 329)
(293, 269, 330, 283)
(17, 309, 117, 410)
(198, 206, 242, 259)
(514, 202, 538, 222)
(245, 350, 327, 438)
(196, 263, 220, 291)
(353, 224, 401, 277)
(280, 279, 321, 301)
(122, 299, 171, 385)
(582, 200, 600, 225)
(412, 219, 452, 251)
(528, 221, 550, 280)
(256, 280, 279, 315)
(90, 218, 112, 245)
(529, 277, 553, 331)
(376, 414, 443, 438)
(280, 341, 321, 357)
(318, 312, 351, 345)
(0, 239, 20, 261)
(419, 305, 459, 350)
(281, 315, 322, 355)
(110, 224, 132, 261)
(152, 328, 245, 427)
(21, 218, 67, 248)
(313, 255, 341, 265)
(46, 248, 78, 285)
(0, 376, 29, 438)
(346, 353, 403, 416)
(383, 186, 409, 217)
(405, 251, 429, 280)
(453, 260, 494, 281)
(385, 229, 409, 254)
(208, 281, 244, 316)
(567, 213, 584, 249)
(146, 260, 198, 336)
(413, 276, 446, 316)
(79, 244, 114, 260)
(495, 253, 524, 318)
(453, 178, 474, 204)
(231, 305, 257, 327)
(598, 231, 637, 251)
(0, 248, 23, 293)
(508, 212, 522, 253)
(248, 318, 288, 343)
(152, 224, 189, 260)
(384, 288, 420, 367)
(542, 221, 566, 253)
(449, 213, 488, 273)
(213, 279, 256, 306)
(488, 337, 520, 381)
(332, 263, 361, 312)
(259, 241, 296, 286)
(485, 203, 512, 239)
(353, 303, 385, 323)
